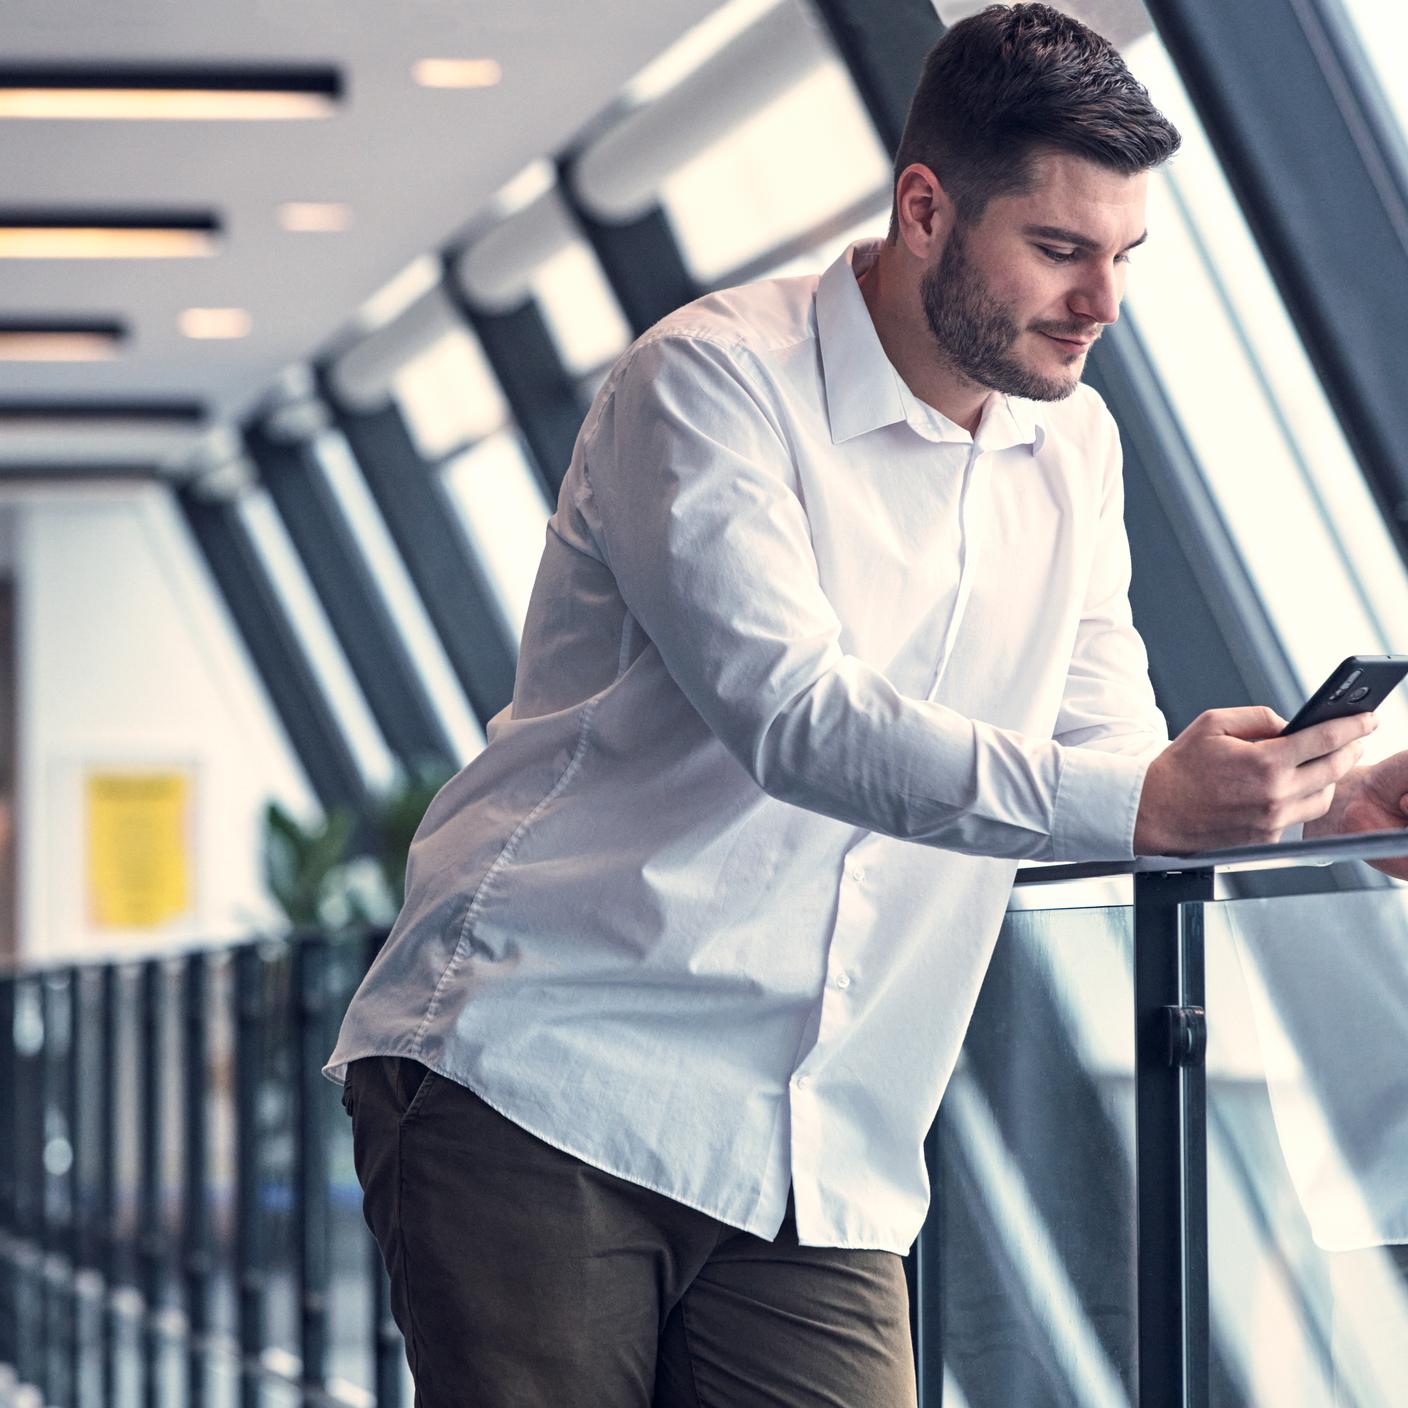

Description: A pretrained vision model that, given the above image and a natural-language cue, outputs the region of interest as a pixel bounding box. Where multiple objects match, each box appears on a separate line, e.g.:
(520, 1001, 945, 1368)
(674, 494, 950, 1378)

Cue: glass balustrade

(3, 834, 1407, 1407)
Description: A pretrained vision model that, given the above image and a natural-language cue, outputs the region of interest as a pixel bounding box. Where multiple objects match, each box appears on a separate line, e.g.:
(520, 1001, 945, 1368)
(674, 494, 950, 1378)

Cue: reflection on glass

(936, 905, 1136, 1405)
(1207, 890, 1408, 1405)
(443, 432, 552, 646)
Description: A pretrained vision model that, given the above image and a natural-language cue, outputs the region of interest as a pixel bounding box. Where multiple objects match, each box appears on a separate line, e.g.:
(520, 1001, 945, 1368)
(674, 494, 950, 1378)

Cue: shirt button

(834, 972, 851, 990)
(850, 866, 865, 883)
(794, 1073, 809, 1089)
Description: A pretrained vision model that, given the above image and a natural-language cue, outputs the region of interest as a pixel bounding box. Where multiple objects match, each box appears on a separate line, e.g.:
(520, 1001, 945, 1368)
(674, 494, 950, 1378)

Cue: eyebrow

(1023, 224, 1149, 252)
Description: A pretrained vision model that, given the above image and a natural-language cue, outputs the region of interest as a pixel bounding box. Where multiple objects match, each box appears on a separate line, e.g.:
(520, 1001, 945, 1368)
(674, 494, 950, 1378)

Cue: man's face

(919, 150, 1149, 402)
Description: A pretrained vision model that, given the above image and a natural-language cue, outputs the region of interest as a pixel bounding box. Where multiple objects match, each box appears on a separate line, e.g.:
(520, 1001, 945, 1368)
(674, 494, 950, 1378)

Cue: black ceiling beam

(1141, 0, 1408, 571)
(243, 416, 456, 774)
(317, 367, 518, 729)
(175, 484, 371, 819)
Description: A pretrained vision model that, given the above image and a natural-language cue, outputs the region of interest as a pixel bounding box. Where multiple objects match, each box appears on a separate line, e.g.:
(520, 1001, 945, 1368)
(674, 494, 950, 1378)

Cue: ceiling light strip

(0, 211, 220, 259)
(0, 320, 127, 361)
(0, 66, 341, 120)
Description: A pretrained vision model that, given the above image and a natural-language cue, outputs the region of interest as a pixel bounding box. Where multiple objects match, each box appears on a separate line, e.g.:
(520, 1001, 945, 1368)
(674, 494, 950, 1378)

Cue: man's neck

(855, 244, 990, 437)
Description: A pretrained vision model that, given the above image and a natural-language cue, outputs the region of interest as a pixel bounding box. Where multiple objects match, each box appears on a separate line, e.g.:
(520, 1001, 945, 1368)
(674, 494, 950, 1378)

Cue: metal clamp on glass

(1164, 1003, 1206, 1067)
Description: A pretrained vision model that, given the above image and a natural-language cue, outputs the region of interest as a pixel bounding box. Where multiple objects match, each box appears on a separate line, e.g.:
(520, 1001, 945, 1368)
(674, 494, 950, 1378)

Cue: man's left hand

(1304, 750, 1408, 878)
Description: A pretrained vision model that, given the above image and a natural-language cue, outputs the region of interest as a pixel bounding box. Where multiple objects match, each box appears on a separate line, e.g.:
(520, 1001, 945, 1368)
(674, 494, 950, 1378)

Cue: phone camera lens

(1331, 669, 1364, 701)
(1347, 686, 1371, 702)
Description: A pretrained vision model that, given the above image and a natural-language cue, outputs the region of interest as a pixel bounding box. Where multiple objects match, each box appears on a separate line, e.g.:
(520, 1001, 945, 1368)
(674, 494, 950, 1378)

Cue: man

(327, 6, 1404, 1405)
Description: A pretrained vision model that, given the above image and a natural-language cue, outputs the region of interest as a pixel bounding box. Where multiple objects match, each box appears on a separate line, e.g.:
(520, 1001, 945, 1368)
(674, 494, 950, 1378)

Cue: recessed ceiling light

(0, 65, 341, 120)
(0, 320, 125, 360)
(277, 201, 352, 233)
(0, 211, 219, 259)
(179, 308, 251, 339)
(412, 59, 502, 89)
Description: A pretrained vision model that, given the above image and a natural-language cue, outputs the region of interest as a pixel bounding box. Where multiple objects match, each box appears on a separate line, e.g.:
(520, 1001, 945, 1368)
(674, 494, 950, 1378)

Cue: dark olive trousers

(343, 1055, 918, 1408)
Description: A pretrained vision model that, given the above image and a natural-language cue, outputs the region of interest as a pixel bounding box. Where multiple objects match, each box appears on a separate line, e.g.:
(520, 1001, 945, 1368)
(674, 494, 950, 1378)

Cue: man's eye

(1038, 246, 1077, 263)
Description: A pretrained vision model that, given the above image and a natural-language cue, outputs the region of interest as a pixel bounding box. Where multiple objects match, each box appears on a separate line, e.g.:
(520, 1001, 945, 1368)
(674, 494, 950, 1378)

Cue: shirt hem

(329, 1047, 779, 1231)
(322, 1045, 913, 1252)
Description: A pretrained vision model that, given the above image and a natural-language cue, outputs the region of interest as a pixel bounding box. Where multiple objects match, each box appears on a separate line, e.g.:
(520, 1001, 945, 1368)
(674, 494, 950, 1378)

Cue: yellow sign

(86, 769, 193, 929)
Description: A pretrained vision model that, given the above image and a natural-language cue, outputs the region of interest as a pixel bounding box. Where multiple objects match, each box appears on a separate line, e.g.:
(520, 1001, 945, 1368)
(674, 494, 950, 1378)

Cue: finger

(1203, 704, 1287, 740)
(1285, 739, 1364, 796)
(1281, 783, 1338, 831)
(1271, 711, 1377, 766)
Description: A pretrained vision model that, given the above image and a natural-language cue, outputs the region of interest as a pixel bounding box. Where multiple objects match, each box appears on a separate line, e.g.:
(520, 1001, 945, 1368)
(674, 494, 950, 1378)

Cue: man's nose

(1070, 263, 1123, 326)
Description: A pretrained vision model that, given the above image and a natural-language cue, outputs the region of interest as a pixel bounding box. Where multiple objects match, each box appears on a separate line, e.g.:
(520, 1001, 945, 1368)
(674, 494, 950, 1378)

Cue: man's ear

(893, 163, 955, 260)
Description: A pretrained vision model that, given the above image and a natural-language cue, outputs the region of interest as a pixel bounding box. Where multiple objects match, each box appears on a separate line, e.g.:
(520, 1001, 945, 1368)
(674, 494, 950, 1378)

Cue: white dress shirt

(326, 238, 1169, 1253)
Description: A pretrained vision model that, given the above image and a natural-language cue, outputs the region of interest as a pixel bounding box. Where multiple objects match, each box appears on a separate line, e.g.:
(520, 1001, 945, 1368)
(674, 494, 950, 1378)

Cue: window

(392, 324, 507, 463)
(443, 432, 553, 645)
(1335, 0, 1408, 138)
(661, 59, 890, 283)
(1121, 31, 1408, 751)
(314, 434, 484, 762)
(530, 239, 631, 375)
(239, 488, 398, 790)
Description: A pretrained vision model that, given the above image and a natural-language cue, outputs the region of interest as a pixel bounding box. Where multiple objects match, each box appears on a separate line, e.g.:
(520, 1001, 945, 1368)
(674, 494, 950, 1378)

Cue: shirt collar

(815, 238, 1045, 455)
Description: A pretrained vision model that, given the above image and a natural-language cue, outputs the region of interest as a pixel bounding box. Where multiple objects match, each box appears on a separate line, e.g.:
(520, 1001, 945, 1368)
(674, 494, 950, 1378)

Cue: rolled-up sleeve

(577, 331, 1158, 862)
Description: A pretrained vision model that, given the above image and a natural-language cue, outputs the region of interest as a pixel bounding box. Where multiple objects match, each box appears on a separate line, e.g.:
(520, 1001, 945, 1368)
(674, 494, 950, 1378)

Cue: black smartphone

(1279, 654, 1408, 736)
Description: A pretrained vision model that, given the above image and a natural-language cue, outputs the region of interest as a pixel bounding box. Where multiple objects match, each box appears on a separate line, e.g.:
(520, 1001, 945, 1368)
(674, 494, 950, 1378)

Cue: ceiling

(0, 0, 721, 472)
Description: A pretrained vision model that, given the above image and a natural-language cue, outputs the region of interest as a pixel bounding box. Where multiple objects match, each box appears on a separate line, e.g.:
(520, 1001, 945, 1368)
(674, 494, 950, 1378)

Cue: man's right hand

(1132, 706, 1375, 856)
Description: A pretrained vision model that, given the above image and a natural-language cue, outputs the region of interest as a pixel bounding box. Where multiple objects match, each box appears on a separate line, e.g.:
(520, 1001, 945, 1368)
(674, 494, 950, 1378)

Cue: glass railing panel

(1204, 889, 1408, 1407)
(932, 903, 1137, 1407)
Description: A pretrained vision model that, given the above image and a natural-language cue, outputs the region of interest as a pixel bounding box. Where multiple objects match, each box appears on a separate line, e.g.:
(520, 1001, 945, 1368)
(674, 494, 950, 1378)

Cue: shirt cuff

(1051, 744, 1159, 861)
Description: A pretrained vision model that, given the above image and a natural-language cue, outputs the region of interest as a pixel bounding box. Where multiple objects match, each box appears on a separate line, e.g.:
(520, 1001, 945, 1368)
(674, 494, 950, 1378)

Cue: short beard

(920, 225, 1082, 403)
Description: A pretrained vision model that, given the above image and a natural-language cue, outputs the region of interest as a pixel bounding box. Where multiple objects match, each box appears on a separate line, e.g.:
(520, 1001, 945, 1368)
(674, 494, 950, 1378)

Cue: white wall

(12, 479, 316, 960)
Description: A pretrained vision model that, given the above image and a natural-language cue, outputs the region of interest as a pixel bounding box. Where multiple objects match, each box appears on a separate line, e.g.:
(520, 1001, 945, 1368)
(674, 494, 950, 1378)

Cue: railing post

(13, 974, 43, 1397)
(359, 929, 403, 1408)
(183, 951, 211, 1408)
(0, 970, 15, 1377)
(60, 966, 83, 1408)
(294, 934, 330, 1401)
(1133, 868, 1213, 1408)
(234, 943, 267, 1408)
(71, 965, 94, 1408)
(99, 962, 122, 1408)
(139, 958, 165, 1408)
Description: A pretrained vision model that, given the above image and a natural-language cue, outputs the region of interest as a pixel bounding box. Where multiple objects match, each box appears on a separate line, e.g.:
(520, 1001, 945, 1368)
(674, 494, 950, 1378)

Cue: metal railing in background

(5, 830, 1408, 1408)
(0, 930, 398, 1408)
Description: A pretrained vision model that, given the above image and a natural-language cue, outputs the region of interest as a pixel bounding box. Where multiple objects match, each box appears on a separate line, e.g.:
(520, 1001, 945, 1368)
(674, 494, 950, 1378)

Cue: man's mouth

(1040, 331, 1096, 350)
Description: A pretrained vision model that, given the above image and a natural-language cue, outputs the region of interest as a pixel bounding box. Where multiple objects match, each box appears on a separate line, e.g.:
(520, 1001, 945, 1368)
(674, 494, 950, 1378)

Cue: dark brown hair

(889, 3, 1181, 234)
